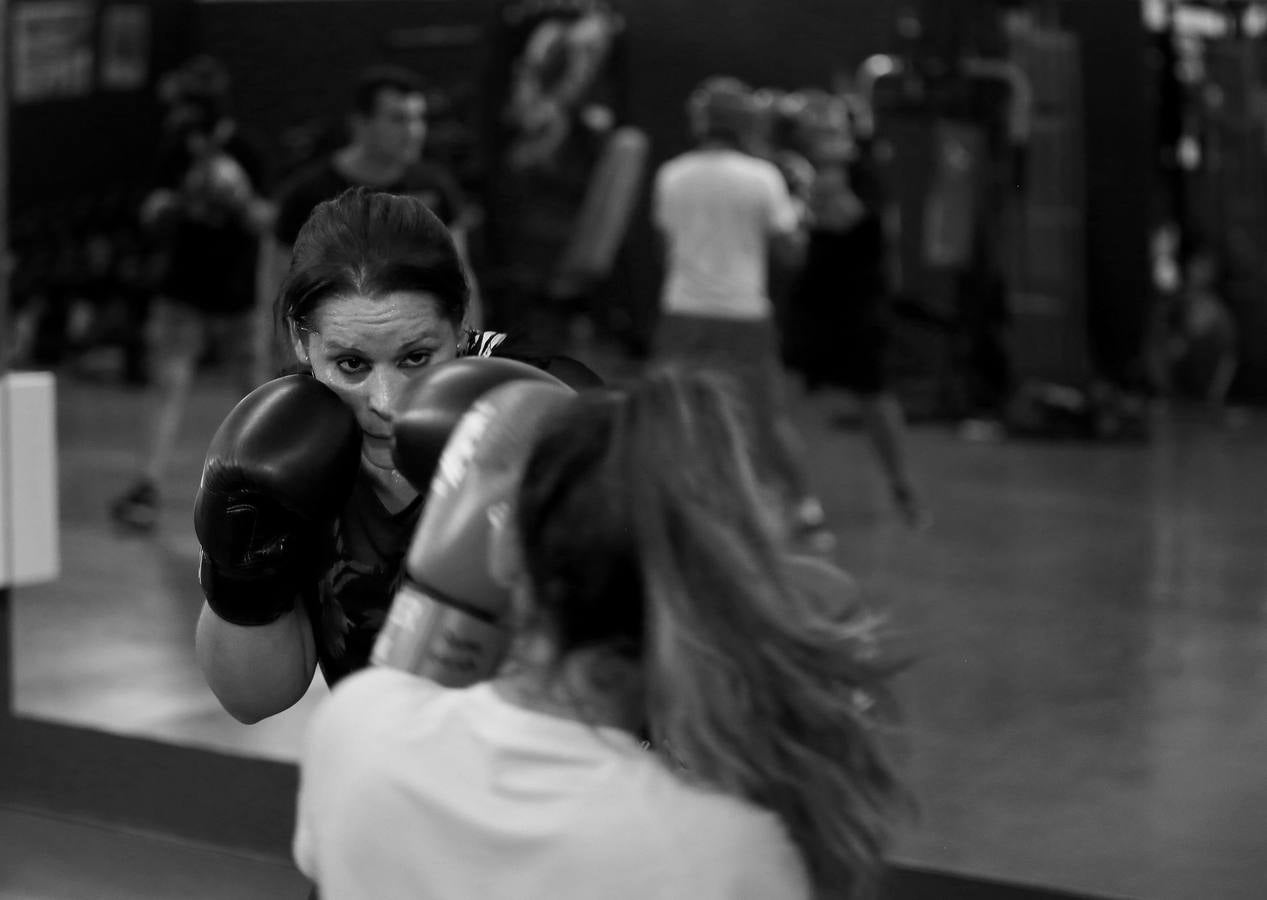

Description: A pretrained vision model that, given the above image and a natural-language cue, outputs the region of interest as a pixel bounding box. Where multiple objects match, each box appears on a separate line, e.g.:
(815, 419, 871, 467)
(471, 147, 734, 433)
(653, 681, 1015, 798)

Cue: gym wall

(1062, 0, 1156, 389)
(192, 0, 898, 347)
(192, 0, 498, 186)
(615, 0, 898, 346)
(9, 0, 194, 224)
(6, 0, 1158, 387)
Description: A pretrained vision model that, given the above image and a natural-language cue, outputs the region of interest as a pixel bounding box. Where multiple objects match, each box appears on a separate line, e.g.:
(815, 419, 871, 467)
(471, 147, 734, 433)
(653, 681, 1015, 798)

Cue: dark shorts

(651, 312, 785, 424)
(783, 291, 891, 396)
(149, 298, 255, 375)
(823, 313, 890, 396)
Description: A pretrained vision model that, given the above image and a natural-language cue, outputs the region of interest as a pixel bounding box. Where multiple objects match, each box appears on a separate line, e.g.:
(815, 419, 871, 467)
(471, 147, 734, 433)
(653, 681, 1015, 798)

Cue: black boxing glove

(390, 356, 565, 493)
(194, 375, 362, 626)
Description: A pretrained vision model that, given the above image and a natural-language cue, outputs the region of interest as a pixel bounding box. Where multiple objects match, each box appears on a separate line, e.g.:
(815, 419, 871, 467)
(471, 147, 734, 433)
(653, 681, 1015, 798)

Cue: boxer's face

(296, 290, 459, 473)
(356, 88, 427, 169)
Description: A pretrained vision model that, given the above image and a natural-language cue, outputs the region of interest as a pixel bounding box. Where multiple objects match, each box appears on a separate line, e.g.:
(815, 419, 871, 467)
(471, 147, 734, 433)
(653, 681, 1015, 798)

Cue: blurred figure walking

(110, 56, 271, 532)
(780, 89, 930, 529)
(650, 77, 834, 552)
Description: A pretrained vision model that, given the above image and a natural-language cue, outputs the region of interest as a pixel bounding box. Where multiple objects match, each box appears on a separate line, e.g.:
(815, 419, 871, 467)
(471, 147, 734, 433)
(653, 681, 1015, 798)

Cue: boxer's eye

(335, 356, 367, 375)
(400, 350, 433, 369)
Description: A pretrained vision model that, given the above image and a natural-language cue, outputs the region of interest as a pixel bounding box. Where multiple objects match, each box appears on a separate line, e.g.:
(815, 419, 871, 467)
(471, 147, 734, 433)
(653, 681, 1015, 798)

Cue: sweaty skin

(296, 291, 459, 512)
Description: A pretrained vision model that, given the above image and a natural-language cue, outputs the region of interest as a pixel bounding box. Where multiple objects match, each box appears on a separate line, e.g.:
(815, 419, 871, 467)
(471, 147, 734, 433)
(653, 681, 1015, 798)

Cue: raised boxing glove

(194, 375, 362, 626)
(390, 356, 566, 493)
(373, 378, 577, 685)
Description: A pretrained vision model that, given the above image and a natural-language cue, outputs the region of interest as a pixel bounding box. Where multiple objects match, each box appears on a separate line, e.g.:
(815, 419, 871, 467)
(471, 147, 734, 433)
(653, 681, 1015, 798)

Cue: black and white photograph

(1, 2, 1265, 899)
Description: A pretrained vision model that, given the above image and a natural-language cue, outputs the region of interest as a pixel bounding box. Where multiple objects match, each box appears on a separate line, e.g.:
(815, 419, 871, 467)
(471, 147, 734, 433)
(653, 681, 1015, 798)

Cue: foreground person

(294, 367, 907, 900)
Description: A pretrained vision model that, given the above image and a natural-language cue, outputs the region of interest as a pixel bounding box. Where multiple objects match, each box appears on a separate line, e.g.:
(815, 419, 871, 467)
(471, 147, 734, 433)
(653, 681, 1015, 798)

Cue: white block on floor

(0, 371, 59, 587)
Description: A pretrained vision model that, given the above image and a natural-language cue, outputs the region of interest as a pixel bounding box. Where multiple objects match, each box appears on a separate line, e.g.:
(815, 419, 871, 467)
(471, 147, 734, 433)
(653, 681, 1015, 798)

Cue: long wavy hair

(515, 365, 907, 900)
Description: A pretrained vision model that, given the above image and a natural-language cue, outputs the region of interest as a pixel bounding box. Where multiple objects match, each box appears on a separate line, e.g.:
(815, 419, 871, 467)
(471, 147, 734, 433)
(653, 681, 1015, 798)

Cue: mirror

(10, 4, 1267, 900)
(11, 375, 326, 762)
(19, 339, 1267, 900)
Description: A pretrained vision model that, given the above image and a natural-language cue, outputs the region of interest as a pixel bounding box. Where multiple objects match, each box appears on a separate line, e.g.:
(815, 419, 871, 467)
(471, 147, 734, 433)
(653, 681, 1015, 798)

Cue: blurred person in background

(110, 56, 272, 532)
(650, 76, 834, 553)
(294, 365, 907, 900)
(779, 89, 930, 530)
(262, 65, 480, 382)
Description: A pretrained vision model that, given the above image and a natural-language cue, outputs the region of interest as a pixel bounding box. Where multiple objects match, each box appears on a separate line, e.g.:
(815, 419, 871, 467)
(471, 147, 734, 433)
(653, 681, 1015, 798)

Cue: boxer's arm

(192, 373, 356, 723)
(196, 601, 317, 724)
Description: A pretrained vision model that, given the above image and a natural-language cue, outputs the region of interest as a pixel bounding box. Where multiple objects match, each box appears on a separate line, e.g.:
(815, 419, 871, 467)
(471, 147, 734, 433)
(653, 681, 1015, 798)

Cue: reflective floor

(13, 353, 1267, 900)
(0, 805, 307, 899)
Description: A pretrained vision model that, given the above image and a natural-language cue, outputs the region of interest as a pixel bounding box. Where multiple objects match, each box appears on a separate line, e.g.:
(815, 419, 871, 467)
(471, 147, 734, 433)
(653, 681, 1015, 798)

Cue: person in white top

(651, 77, 833, 553)
(293, 366, 906, 900)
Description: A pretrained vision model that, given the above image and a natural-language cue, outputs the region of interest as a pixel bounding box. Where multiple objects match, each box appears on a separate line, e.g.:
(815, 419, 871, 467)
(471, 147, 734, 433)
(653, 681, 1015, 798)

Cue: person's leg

(1203, 307, 1238, 416)
(254, 236, 290, 385)
(214, 309, 262, 399)
(121, 288, 152, 386)
(740, 320, 836, 552)
(758, 367, 813, 513)
(143, 304, 202, 484)
(1208, 353, 1237, 411)
(650, 313, 828, 547)
(858, 390, 932, 530)
(770, 417, 836, 551)
(110, 299, 202, 531)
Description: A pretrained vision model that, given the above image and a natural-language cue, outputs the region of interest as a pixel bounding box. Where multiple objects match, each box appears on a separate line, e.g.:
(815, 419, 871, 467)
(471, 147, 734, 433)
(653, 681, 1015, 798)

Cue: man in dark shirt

(258, 66, 479, 380)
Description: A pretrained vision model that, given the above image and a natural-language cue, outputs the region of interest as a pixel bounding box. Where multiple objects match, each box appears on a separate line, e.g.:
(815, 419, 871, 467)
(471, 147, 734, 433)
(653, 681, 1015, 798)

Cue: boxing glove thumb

(372, 379, 576, 685)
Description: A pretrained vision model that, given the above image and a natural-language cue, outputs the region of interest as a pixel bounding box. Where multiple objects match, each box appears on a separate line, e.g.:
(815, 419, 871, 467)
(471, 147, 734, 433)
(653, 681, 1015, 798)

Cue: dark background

(8, 0, 1160, 393)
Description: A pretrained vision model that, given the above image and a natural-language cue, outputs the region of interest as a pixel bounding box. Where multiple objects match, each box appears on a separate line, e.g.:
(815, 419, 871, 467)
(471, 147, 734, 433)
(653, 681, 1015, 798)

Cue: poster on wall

(100, 5, 150, 91)
(11, 0, 96, 103)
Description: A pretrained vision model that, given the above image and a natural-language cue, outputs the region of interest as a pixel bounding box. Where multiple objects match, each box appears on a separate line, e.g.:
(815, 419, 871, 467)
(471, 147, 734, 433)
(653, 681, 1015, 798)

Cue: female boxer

(193, 187, 595, 724)
(781, 89, 929, 529)
(294, 366, 907, 900)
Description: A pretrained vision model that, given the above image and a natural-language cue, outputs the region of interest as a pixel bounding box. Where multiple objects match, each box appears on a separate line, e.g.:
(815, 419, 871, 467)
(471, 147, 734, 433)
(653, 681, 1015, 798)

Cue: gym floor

(0, 804, 307, 899)
(10, 349, 1267, 900)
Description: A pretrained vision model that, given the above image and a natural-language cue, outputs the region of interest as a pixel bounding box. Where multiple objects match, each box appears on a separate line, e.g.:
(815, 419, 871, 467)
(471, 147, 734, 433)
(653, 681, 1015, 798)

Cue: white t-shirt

(294, 667, 809, 900)
(653, 148, 801, 321)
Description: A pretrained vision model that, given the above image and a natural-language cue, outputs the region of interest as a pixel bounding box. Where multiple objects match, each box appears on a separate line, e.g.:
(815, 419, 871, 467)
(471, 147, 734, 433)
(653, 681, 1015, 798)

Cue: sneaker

(791, 497, 837, 554)
(110, 479, 159, 532)
(893, 484, 933, 532)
